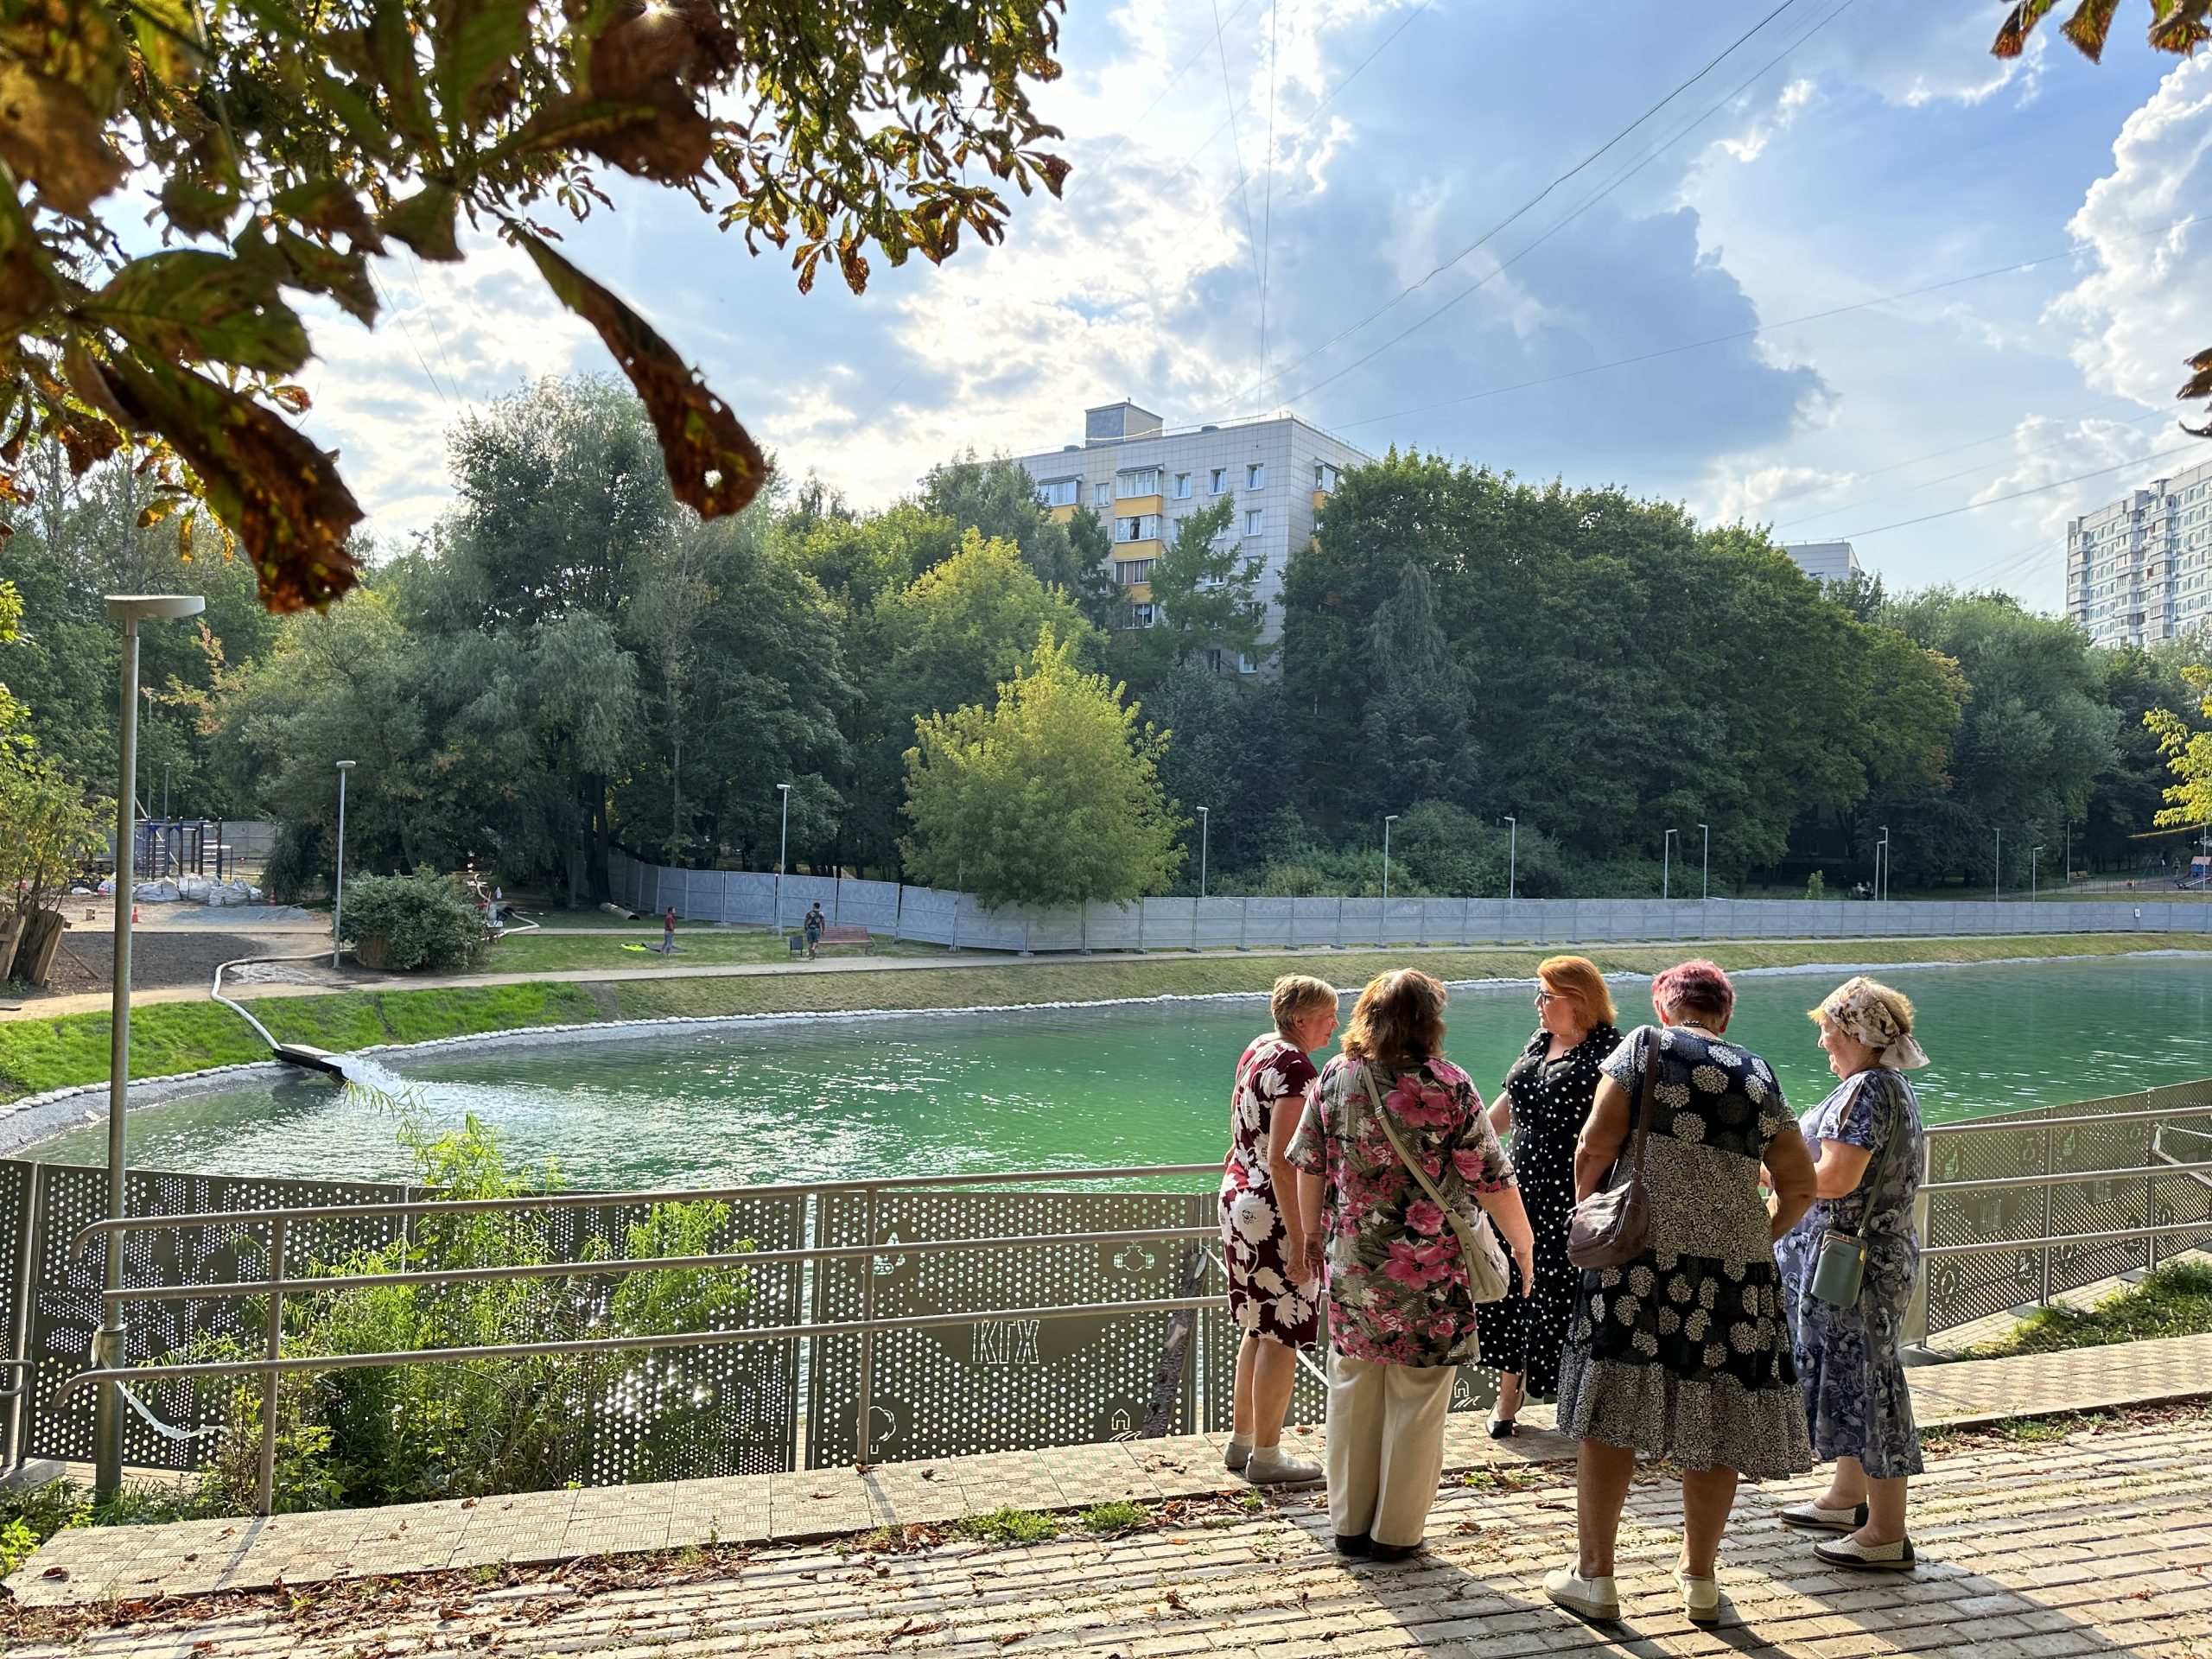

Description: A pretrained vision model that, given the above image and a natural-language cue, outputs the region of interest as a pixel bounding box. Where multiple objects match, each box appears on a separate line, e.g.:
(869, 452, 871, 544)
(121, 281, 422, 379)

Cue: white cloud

(1718, 78, 1816, 163)
(1808, 0, 2037, 108)
(294, 233, 600, 540)
(1701, 461, 1856, 527)
(2051, 49, 2212, 413)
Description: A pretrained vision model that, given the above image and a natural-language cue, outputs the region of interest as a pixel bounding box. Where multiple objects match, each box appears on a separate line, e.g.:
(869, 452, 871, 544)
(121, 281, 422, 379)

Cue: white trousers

(1325, 1349, 1458, 1548)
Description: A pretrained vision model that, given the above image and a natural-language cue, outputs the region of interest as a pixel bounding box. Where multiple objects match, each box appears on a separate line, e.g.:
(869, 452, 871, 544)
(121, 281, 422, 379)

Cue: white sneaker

(1543, 1566, 1620, 1621)
(1224, 1435, 1253, 1473)
(1779, 1498, 1868, 1533)
(1676, 1568, 1721, 1624)
(1243, 1446, 1323, 1484)
(1815, 1534, 1916, 1572)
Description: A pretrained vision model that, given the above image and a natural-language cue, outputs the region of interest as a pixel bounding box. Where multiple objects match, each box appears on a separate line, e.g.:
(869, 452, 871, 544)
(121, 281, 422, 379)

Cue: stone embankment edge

(3, 947, 2207, 1158)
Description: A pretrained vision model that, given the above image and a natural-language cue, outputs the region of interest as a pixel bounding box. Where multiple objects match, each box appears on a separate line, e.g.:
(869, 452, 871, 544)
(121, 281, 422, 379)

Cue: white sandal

(1779, 1498, 1868, 1533)
(1815, 1534, 1916, 1572)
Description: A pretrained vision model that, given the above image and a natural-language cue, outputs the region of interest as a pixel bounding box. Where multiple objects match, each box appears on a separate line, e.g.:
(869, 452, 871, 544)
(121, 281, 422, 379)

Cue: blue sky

(294, 1, 2212, 616)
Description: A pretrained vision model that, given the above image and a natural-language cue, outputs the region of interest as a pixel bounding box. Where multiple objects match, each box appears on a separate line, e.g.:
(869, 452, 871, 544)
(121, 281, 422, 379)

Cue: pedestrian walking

(803, 902, 826, 959)
(662, 906, 677, 954)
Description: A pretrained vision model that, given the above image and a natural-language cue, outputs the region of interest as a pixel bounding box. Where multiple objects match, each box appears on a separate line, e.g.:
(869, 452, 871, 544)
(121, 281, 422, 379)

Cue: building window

(1247, 462, 1265, 489)
(1173, 473, 1192, 499)
(1035, 477, 1079, 507)
(1128, 602, 1156, 628)
(1313, 462, 1338, 492)
(1244, 508, 1264, 535)
(1117, 467, 1160, 499)
(1094, 482, 1111, 508)
(1210, 467, 1228, 494)
(1115, 513, 1160, 543)
(1116, 558, 1156, 585)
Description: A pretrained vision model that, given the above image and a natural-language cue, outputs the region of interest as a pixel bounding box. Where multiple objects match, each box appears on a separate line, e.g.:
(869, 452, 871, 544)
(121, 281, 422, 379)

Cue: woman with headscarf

(1774, 976, 1929, 1573)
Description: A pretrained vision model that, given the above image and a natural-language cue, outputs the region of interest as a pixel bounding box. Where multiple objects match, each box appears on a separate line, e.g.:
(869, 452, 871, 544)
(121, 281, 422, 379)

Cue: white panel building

(1780, 540, 1860, 585)
(2067, 455, 2212, 649)
(1011, 402, 1372, 671)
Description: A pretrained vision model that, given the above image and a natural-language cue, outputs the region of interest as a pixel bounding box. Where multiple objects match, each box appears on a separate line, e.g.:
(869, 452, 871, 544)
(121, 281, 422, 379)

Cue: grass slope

(1, 931, 2203, 1103)
(1961, 1261, 2212, 1357)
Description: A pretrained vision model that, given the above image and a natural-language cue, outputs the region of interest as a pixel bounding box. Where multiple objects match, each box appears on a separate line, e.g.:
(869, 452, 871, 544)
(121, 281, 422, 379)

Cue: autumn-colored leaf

(55, 412, 124, 475)
(434, 0, 534, 127)
(1993, 0, 2063, 55)
(79, 250, 310, 374)
(2177, 345, 2212, 403)
(2064, 0, 2123, 58)
(0, 61, 129, 216)
(365, 0, 438, 145)
(512, 226, 766, 520)
(272, 179, 383, 248)
(95, 354, 363, 612)
(124, 0, 209, 86)
(0, 187, 60, 334)
(380, 184, 462, 260)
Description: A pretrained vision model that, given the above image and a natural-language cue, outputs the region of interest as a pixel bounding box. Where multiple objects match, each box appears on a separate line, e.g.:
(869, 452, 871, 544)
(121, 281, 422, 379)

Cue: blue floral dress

(1777, 1067, 1925, 1480)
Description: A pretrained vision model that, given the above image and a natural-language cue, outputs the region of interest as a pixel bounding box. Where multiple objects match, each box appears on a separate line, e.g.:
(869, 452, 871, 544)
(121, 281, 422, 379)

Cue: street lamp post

(1197, 806, 1210, 899)
(1880, 824, 1891, 902)
(332, 761, 356, 969)
(96, 594, 203, 1502)
(1993, 826, 2002, 904)
(1503, 816, 1516, 901)
(2031, 844, 2044, 903)
(1698, 823, 1710, 903)
(2063, 821, 2070, 891)
(774, 782, 791, 932)
(1662, 829, 1676, 903)
(1382, 814, 1398, 904)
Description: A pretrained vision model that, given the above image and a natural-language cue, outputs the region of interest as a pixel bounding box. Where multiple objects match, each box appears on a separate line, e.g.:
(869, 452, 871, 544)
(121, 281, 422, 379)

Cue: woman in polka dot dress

(1478, 956, 1621, 1434)
(1546, 959, 1819, 1627)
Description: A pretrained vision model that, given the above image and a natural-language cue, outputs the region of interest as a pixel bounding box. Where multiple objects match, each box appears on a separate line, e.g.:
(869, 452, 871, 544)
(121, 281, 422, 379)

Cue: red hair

(1651, 958, 1734, 1020)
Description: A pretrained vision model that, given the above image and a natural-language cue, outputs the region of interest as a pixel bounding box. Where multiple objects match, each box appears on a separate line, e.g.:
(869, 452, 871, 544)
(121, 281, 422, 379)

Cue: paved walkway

(8, 1395, 2209, 1656)
(10, 1332, 2208, 1613)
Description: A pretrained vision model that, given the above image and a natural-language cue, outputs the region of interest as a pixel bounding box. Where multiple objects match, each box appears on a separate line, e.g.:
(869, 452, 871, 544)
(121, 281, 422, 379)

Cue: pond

(22, 956, 2212, 1188)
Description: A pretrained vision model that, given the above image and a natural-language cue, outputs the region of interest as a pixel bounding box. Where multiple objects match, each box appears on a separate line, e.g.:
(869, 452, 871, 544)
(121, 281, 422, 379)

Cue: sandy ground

(10, 899, 336, 1005)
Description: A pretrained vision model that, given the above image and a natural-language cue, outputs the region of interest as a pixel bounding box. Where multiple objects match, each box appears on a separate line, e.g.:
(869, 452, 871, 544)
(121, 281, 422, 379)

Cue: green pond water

(22, 957, 2212, 1188)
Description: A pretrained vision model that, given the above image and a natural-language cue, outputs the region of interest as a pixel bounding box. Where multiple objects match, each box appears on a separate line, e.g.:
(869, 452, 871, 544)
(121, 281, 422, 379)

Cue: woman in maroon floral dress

(1220, 974, 1340, 1484)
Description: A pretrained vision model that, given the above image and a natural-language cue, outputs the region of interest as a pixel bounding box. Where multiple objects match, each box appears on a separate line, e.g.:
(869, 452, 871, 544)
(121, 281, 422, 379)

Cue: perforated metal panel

(23, 1162, 410, 1469)
(806, 1191, 1209, 1465)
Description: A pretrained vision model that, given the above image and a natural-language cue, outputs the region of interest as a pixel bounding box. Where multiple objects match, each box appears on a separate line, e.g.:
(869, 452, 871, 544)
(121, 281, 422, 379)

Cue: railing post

(855, 1188, 876, 1466)
(2040, 1123, 2055, 1307)
(257, 1217, 287, 1516)
(1904, 1141, 1933, 1346)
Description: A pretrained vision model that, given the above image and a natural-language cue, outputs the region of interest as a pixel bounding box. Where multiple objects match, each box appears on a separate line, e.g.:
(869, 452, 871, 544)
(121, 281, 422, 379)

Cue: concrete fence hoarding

(606, 853, 2204, 952)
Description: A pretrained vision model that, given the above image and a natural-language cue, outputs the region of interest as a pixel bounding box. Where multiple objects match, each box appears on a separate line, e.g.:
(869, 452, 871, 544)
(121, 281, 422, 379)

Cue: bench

(788, 925, 872, 955)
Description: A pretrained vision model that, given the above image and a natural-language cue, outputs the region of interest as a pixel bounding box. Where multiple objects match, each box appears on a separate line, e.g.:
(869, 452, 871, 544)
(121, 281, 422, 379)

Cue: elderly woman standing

(1548, 960, 1819, 1625)
(1287, 969, 1535, 1560)
(1775, 976, 1929, 1571)
(1220, 975, 1339, 1484)
(1482, 956, 1622, 1435)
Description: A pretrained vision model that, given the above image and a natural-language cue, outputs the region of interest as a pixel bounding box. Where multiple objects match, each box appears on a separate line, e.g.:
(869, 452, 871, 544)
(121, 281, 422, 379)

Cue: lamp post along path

(98, 594, 204, 1501)
(333, 761, 356, 969)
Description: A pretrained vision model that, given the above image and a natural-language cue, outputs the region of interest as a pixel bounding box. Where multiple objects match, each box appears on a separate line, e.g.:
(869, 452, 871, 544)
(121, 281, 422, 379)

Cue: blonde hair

(1339, 969, 1447, 1078)
(1809, 976, 1916, 1037)
(1270, 974, 1338, 1037)
(1537, 955, 1615, 1028)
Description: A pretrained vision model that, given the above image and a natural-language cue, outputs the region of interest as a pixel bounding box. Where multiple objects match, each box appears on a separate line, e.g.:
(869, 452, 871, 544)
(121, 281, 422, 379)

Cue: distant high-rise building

(2067, 456, 2212, 649)
(1011, 402, 1371, 671)
(1781, 540, 1860, 586)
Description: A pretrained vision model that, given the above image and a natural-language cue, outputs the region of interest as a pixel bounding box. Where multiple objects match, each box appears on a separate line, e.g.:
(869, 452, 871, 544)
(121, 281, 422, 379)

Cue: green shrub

(341, 872, 493, 972)
(1806, 870, 1826, 901)
(1078, 1499, 1151, 1534)
(185, 1105, 755, 1512)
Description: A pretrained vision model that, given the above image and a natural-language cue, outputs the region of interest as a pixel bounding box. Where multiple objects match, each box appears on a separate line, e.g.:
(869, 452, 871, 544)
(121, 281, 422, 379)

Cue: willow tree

(0, 0, 1069, 610)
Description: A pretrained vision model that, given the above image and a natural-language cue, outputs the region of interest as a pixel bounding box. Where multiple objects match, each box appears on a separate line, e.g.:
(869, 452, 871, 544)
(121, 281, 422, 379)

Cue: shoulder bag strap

(1358, 1061, 1473, 1226)
(1621, 1027, 1662, 1179)
(1835, 1071, 1904, 1238)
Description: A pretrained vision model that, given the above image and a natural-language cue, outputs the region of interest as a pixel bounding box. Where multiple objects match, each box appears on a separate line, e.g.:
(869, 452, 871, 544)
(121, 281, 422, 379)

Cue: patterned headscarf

(1810, 976, 1929, 1071)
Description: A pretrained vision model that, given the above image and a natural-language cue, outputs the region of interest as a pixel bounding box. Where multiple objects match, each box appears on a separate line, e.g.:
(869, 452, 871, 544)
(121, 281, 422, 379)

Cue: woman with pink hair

(1545, 960, 1819, 1628)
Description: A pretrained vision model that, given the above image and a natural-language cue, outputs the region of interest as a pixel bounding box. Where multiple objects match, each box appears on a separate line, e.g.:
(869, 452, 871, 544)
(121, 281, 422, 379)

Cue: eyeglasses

(1534, 991, 1559, 1006)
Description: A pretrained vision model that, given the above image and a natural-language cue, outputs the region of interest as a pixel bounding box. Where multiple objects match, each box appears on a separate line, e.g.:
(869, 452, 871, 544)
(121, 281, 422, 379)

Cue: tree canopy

(2, 0, 1069, 611)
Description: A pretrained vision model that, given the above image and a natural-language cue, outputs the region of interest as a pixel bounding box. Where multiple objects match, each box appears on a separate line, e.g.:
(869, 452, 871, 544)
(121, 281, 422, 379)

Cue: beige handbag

(1357, 1061, 1512, 1303)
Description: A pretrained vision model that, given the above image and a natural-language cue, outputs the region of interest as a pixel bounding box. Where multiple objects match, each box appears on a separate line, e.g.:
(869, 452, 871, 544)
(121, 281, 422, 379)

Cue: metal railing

(56, 1163, 1230, 1515)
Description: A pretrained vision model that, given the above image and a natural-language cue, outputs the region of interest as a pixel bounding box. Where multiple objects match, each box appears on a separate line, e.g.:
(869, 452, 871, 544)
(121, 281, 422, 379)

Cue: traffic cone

(131, 905, 139, 924)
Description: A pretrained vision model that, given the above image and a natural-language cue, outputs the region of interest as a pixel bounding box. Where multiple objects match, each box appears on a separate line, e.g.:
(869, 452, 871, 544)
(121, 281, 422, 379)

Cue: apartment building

(2067, 455, 2212, 649)
(1012, 401, 1372, 669)
(1780, 540, 1859, 585)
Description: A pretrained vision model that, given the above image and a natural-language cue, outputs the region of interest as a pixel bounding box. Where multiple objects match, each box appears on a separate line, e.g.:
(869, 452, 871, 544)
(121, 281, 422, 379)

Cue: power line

(1087, 0, 1261, 179)
(1209, 0, 1265, 308)
(1841, 441, 2206, 539)
(1257, 0, 1280, 416)
(1217, 0, 1816, 413)
(1326, 212, 2205, 432)
(1264, 0, 1859, 416)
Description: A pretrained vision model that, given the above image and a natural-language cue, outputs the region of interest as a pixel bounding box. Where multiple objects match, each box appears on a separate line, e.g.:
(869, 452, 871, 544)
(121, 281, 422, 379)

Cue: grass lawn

(476, 928, 940, 972)
(2, 930, 2204, 1103)
(1960, 1260, 2212, 1357)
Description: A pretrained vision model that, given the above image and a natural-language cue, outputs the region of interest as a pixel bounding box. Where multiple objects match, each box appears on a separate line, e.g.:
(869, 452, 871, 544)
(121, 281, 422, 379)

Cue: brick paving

(9, 1405, 2211, 1658)
(8, 1332, 2208, 1618)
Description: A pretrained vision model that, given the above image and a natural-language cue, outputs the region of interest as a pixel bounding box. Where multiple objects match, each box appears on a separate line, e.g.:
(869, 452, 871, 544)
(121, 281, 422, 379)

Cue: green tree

(921, 453, 1115, 619)
(3, 0, 1069, 611)
(1143, 666, 1287, 883)
(901, 629, 1181, 906)
(1115, 498, 1266, 688)
(2145, 664, 2212, 836)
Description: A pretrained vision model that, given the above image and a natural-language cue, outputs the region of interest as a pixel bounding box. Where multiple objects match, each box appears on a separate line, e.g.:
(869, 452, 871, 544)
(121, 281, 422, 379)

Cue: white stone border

(6, 949, 2206, 1159)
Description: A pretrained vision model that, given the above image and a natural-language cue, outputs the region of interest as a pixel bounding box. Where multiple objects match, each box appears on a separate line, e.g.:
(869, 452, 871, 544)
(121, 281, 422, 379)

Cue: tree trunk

(583, 772, 613, 903)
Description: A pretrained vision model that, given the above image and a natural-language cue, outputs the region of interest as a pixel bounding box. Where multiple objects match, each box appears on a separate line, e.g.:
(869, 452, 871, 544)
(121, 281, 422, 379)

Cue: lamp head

(335, 760, 357, 772)
(105, 594, 206, 622)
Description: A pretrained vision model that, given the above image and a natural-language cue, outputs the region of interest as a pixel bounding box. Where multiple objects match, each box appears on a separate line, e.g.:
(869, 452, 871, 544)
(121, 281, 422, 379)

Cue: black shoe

(1487, 1413, 1517, 1439)
(1368, 1539, 1422, 1562)
(1335, 1533, 1372, 1557)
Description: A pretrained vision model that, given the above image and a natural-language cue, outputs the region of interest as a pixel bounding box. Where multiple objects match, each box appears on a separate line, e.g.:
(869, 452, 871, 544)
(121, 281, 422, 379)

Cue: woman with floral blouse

(1287, 969, 1535, 1560)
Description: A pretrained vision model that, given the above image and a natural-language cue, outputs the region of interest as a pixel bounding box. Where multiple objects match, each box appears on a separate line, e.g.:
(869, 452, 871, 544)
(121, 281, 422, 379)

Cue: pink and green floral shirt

(1286, 1054, 1516, 1367)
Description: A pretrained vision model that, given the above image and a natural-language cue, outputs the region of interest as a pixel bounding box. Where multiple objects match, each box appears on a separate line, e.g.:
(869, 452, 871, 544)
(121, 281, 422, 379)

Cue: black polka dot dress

(1476, 1022, 1618, 1397)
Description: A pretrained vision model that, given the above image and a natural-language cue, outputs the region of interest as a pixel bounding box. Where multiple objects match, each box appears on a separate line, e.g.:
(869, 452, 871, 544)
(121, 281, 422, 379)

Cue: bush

(955, 1506, 1060, 1545)
(341, 872, 492, 971)
(1807, 870, 1826, 901)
